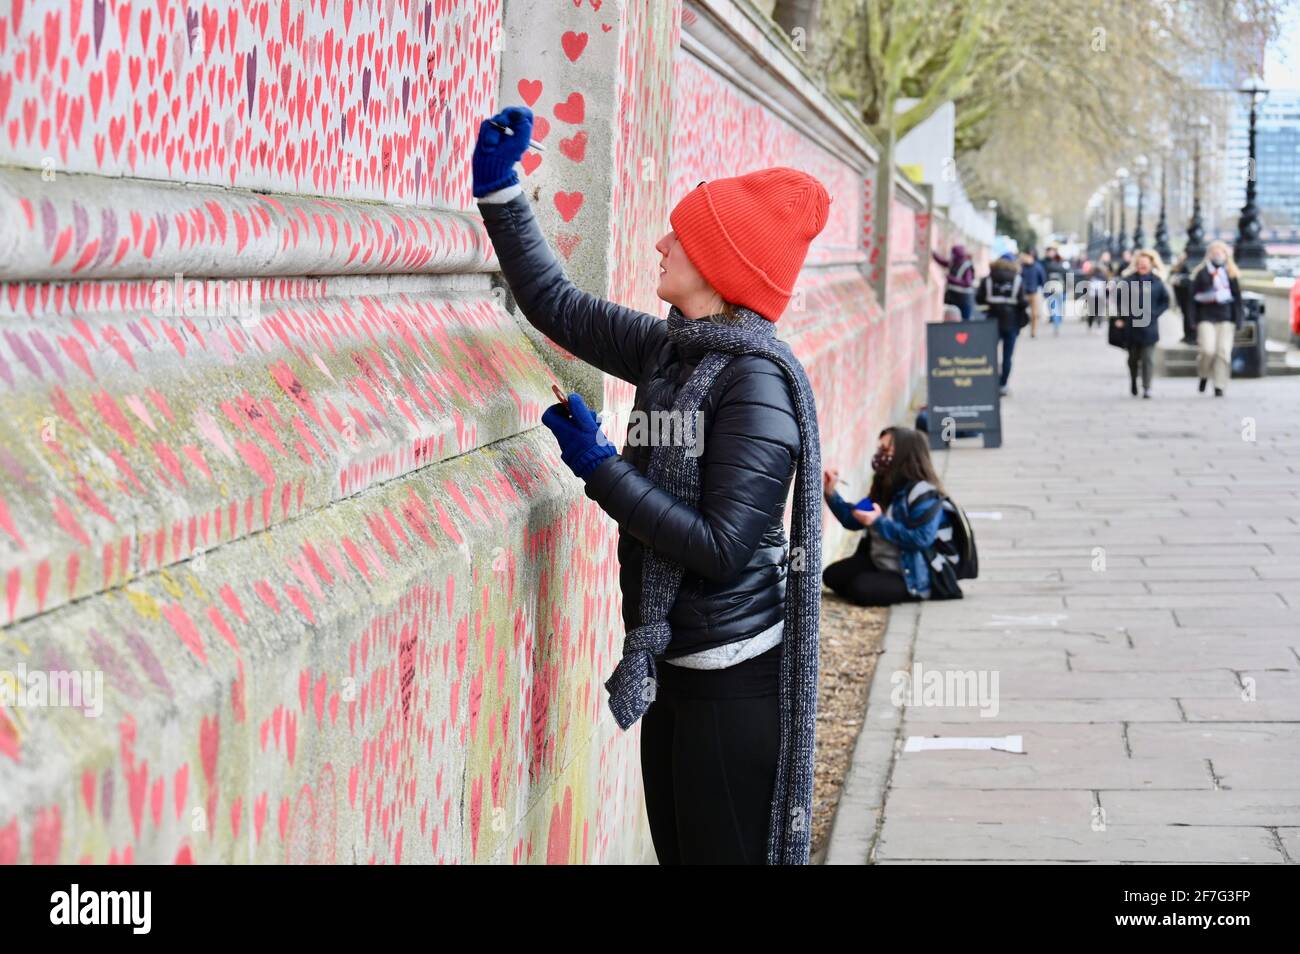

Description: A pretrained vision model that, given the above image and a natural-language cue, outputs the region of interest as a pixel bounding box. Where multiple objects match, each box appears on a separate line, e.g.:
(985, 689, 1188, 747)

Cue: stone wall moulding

(0, 169, 497, 283)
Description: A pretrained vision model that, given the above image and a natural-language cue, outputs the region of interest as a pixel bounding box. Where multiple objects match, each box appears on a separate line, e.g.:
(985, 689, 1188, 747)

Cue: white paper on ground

(966, 511, 1003, 520)
(983, 613, 1068, 628)
(904, 735, 1024, 754)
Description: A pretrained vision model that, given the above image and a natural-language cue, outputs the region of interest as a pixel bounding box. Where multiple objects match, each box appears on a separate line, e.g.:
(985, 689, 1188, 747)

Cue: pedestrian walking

(1081, 259, 1109, 331)
(1042, 246, 1068, 335)
(1019, 249, 1047, 337)
(1170, 251, 1196, 344)
(976, 253, 1030, 395)
(472, 106, 828, 865)
(1111, 249, 1170, 399)
(1188, 240, 1243, 397)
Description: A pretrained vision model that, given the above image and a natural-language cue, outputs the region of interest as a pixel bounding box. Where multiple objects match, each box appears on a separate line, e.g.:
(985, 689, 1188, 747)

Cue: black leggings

(822, 546, 916, 606)
(640, 644, 781, 864)
(1127, 343, 1154, 390)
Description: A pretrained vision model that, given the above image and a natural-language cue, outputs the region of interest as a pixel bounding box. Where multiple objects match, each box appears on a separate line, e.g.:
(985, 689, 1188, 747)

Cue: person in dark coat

(472, 106, 828, 864)
(1019, 249, 1046, 336)
(975, 254, 1030, 395)
(1080, 259, 1109, 330)
(1188, 241, 1244, 397)
(1170, 252, 1196, 344)
(1113, 249, 1170, 398)
(1042, 247, 1069, 335)
(932, 243, 976, 321)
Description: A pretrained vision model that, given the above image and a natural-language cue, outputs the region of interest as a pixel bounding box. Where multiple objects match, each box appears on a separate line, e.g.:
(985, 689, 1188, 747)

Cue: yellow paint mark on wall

(0, 632, 33, 655)
(124, 589, 161, 621)
(0, 672, 30, 742)
(159, 571, 184, 600)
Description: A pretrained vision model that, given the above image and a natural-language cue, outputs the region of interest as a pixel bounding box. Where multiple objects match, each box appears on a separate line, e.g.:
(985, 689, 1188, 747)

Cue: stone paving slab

(1100, 790, 1300, 826)
(824, 318, 1300, 865)
(889, 756, 1215, 790)
(1059, 566, 1262, 581)
(895, 698, 1188, 724)
(874, 823, 1284, 863)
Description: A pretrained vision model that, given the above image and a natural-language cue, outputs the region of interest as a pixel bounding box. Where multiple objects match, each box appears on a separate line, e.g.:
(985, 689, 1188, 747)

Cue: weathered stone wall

(0, 0, 982, 864)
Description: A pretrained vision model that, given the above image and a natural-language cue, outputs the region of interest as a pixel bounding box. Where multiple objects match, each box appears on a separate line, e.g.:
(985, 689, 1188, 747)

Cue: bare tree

(804, 0, 1283, 223)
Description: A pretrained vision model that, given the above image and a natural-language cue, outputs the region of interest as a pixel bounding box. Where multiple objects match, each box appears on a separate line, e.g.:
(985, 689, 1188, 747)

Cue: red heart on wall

(553, 190, 584, 222)
(553, 92, 584, 124)
(955, 332, 969, 344)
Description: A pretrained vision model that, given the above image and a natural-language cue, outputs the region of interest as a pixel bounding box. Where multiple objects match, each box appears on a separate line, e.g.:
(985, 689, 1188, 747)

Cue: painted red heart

(558, 130, 586, 162)
(561, 31, 588, 62)
(517, 78, 542, 106)
(553, 91, 584, 124)
(553, 191, 583, 222)
(955, 332, 969, 344)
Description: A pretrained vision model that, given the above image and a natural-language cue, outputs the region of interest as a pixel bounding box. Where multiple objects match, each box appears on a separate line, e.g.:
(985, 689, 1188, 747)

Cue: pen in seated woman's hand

(822, 468, 839, 496)
(472, 105, 535, 198)
(540, 391, 618, 480)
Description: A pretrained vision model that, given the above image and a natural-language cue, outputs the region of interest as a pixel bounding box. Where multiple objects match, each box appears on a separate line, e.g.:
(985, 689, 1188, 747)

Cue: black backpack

(940, 496, 978, 581)
(903, 488, 979, 600)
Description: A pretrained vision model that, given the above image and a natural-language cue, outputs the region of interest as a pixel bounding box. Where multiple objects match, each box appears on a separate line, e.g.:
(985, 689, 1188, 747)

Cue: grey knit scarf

(603, 303, 823, 865)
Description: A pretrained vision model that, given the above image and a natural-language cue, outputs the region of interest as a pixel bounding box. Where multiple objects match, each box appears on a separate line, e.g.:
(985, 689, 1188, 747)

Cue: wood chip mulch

(810, 592, 888, 861)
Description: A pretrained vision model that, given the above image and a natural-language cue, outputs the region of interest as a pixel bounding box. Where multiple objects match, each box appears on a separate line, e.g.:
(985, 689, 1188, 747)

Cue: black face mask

(871, 449, 893, 473)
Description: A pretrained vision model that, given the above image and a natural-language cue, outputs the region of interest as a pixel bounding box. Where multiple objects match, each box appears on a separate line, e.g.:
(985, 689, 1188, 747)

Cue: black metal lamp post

(1132, 155, 1148, 250)
(1186, 114, 1209, 262)
(1089, 190, 1105, 259)
(1234, 75, 1268, 270)
(1117, 167, 1130, 256)
(1154, 157, 1172, 262)
(1097, 194, 1107, 259)
(1108, 181, 1120, 260)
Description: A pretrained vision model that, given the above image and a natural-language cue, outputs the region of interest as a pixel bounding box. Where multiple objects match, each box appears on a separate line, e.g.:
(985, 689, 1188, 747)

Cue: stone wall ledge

(0, 167, 498, 283)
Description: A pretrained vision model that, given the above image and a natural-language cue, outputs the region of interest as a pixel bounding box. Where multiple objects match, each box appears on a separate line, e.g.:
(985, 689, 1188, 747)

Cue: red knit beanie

(668, 167, 831, 321)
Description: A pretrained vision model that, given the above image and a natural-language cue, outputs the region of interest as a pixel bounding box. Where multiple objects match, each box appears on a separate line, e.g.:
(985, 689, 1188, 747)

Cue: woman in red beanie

(473, 106, 829, 864)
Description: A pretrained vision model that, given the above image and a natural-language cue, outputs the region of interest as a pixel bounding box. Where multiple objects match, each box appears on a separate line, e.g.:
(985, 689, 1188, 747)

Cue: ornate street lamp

(1087, 191, 1104, 259)
(1108, 180, 1120, 260)
(1132, 154, 1148, 250)
(1186, 114, 1210, 262)
(1116, 167, 1130, 255)
(1154, 157, 1172, 262)
(1234, 75, 1269, 270)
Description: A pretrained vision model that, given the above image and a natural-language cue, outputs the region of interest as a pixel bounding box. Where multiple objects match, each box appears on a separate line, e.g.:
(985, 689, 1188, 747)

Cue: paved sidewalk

(827, 315, 1300, 864)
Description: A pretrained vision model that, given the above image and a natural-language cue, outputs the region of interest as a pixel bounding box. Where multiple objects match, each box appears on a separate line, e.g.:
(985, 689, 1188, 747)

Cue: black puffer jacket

(975, 259, 1029, 333)
(479, 192, 801, 660)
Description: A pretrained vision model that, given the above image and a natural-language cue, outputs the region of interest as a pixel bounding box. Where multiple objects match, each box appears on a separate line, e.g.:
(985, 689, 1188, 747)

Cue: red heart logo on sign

(955, 332, 969, 344)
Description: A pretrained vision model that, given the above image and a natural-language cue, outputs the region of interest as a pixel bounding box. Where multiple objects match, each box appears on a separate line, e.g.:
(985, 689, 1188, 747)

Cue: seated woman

(821, 426, 948, 607)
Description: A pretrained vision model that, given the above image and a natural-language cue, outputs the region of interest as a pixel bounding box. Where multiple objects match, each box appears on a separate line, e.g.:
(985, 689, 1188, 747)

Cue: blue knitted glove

(472, 106, 534, 198)
(541, 392, 618, 480)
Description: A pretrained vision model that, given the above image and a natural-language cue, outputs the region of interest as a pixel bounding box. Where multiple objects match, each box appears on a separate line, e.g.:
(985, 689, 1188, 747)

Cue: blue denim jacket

(826, 481, 946, 597)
